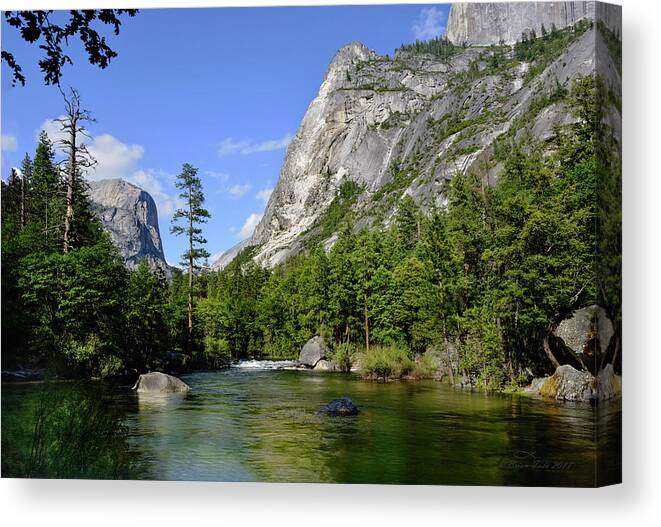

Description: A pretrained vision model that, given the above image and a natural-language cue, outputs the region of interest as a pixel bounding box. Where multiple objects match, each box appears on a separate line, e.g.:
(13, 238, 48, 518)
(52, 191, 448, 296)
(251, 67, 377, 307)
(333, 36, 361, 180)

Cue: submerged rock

(132, 371, 190, 394)
(298, 336, 329, 368)
(319, 396, 359, 416)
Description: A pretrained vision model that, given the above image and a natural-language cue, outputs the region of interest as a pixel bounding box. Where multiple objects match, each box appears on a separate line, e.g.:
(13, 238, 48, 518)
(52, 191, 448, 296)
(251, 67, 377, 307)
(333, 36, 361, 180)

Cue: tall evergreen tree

(31, 130, 60, 250)
(170, 163, 210, 356)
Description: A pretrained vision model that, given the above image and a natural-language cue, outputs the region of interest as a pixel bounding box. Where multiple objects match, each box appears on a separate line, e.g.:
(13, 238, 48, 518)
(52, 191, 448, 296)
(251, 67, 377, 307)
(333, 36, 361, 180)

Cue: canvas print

(1, 1, 621, 486)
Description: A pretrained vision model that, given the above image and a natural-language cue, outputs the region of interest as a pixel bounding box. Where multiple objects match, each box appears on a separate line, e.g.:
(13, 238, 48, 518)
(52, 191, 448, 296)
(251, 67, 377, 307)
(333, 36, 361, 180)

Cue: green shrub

(359, 344, 413, 381)
(330, 342, 356, 372)
(411, 350, 439, 380)
(98, 354, 124, 378)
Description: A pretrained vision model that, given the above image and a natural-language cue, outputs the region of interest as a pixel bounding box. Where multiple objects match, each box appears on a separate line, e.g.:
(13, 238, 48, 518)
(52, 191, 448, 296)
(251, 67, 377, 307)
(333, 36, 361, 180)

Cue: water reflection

(2, 369, 621, 485)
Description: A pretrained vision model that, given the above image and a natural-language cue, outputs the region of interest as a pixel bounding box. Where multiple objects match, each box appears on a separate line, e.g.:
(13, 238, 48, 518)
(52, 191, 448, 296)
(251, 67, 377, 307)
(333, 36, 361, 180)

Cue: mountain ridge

(212, 2, 620, 270)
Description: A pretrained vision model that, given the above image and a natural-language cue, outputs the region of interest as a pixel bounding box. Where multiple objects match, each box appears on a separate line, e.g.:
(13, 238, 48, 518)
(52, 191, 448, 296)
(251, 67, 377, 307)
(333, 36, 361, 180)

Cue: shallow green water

(1, 366, 621, 486)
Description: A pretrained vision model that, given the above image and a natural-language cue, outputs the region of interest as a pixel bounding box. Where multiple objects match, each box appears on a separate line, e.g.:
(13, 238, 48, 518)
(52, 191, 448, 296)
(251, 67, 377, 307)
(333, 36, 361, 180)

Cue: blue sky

(1, 4, 450, 265)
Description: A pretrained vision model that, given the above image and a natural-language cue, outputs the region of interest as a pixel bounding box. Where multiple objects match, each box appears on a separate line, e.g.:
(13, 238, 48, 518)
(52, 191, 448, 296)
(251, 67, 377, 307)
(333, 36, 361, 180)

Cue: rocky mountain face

(88, 178, 170, 272)
(445, 1, 620, 46)
(213, 2, 621, 269)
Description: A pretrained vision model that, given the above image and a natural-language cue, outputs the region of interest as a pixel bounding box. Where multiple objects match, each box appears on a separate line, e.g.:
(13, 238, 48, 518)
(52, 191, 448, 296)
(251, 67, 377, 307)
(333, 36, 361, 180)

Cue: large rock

(596, 363, 621, 400)
(554, 305, 614, 363)
(538, 364, 620, 402)
(88, 178, 170, 273)
(313, 359, 332, 371)
(298, 336, 329, 368)
(319, 396, 359, 416)
(540, 364, 595, 401)
(132, 372, 190, 393)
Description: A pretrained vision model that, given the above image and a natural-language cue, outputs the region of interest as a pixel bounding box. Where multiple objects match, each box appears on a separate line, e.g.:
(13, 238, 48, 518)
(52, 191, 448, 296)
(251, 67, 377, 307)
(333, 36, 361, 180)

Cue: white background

(1, 0, 659, 525)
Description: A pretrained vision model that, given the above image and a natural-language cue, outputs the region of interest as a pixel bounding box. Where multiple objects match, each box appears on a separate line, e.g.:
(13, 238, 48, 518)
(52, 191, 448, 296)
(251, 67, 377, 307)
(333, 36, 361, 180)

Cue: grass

(358, 344, 414, 382)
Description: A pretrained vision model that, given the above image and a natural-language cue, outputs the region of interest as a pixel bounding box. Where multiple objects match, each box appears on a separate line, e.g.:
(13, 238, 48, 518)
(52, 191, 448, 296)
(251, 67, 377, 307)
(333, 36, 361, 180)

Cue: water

(1, 363, 621, 486)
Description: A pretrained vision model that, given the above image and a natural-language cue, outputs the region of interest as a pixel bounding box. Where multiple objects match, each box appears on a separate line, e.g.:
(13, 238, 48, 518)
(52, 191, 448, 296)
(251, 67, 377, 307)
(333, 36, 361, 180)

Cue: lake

(1, 362, 621, 486)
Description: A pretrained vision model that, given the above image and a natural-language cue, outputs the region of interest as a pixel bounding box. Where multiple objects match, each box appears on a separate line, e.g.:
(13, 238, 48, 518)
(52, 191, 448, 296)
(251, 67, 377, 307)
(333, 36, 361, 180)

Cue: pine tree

(31, 131, 60, 249)
(170, 163, 210, 356)
(19, 154, 33, 227)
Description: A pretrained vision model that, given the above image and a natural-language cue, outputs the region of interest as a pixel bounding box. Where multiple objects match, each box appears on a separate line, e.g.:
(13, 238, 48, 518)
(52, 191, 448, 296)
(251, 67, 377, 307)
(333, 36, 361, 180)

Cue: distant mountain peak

(88, 178, 170, 273)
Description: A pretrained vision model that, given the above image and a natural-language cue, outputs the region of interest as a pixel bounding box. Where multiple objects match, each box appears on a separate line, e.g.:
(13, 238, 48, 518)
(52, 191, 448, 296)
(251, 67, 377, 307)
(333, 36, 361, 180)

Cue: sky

(1, 4, 451, 266)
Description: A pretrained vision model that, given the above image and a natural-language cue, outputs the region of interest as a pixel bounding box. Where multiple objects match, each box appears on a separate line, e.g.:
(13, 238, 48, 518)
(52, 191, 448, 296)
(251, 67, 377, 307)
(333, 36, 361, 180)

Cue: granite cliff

(88, 178, 170, 272)
(213, 2, 621, 269)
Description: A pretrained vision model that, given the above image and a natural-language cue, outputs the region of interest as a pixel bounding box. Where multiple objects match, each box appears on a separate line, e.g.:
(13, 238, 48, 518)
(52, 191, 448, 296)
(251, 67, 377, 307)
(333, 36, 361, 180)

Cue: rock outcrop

(132, 371, 190, 393)
(212, 3, 620, 269)
(88, 178, 170, 273)
(298, 336, 329, 368)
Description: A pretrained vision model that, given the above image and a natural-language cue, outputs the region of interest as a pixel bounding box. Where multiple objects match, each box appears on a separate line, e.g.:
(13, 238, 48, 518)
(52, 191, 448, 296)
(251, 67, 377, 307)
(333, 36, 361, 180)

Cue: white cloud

(38, 116, 68, 145)
(237, 212, 263, 239)
(228, 183, 253, 197)
(1, 135, 17, 152)
(38, 120, 144, 182)
(217, 133, 293, 157)
(128, 169, 180, 218)
(87, 134, 145, 181)
(36, 120, 182, 222)
(256, 188, 273, 205)
(412, 7, 447, 40)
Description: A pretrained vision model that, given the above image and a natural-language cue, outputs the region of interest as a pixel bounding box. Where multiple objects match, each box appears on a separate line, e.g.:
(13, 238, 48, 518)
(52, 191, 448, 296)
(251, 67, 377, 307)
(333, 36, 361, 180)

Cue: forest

(1, 73, 621, 391)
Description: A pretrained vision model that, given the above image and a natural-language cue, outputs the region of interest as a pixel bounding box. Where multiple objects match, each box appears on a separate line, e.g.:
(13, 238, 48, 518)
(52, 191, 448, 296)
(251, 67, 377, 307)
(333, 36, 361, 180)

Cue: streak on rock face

(88, 178, 169, 273)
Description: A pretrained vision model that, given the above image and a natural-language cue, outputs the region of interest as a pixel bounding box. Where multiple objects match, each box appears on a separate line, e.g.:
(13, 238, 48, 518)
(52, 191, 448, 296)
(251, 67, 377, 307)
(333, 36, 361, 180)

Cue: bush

(330, 342, 356, 372)
(359, 344, 413, 381)
(410, 350, 439, 380)
(98, 354, 124, 379)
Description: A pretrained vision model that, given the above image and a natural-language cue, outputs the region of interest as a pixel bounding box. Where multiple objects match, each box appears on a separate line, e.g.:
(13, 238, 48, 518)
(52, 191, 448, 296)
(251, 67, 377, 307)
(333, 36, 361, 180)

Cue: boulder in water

(132, 371, 190, 393)
(313, 359, 332, 371)
(298, 336, 329, 368)
(537, 364, 621, 402)
(319, 396, 359, 416)
(540, 365, 595, 401)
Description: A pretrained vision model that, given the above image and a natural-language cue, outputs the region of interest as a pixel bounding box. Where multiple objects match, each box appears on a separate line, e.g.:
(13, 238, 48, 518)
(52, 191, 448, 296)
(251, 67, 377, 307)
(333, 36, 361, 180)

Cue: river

(1, 362, 621, 486)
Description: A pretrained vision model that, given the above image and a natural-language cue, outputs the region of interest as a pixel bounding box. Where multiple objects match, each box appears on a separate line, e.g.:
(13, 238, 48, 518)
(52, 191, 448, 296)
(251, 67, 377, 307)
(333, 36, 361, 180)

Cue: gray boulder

(319, 396, 359, 416)
(596, 363, 621, 401)
(540, 365, 595, 401)
(313, 359, 332, 371)
(538, 364, 620, 402)
(132, 372, 190, 393)
(555, 305, 614, 364)
(298, 336, 329, 368)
